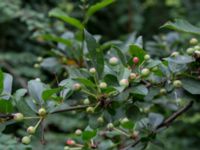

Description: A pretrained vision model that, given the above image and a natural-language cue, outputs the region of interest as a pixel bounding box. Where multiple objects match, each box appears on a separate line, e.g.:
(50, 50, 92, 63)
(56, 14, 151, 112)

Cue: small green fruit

(38, 108, 46, 117)
(86, 107, 94, 113)
(160, 88, 167, 95)
(109, 57, 119, 65)
(120, 117, 129, 124)
(73, 83, 81, 91)
(194, 45, 200, 51)
(129, 73, 137, 80)
(13, 113, 24, 121)
(37, 57, 43, 62)
(186, 48, 194, 55)
(119, 79, 129, 86)
(83, 98, 90, 105)
(171, 52, 179, 57)
(64, 146, 70, 150)
(27, 126, 36, 134)
(97, 116, 104, 123)
(189, 38, 198, 45)
(75, 129, 82, 135)
(132, 131, 139, 140)
(107, 123, 114, 129)
(99, 82, 107, 89)
(34, 63, 40, 68)
(144, 54, 150, 60)
(89, 68, 96, 74)
(22, 136, 31, 145)
(141, 68, 150, 76)
(173, 80, 182, 88)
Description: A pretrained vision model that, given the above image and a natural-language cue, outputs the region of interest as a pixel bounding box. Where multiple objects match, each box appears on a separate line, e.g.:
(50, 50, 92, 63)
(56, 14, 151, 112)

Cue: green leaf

(161, 19, 200, 35)
(84, 30, 104, 77)
(130, 85, 148, 96)
(75, 78, 96, 88)
(1, 73, 13, 100)
(182, 78, 200, 94)
(49, 8, 84, 30)
(86, 0, 115, 17)
(82, 130, 97, 141)
(164, 55, 194, 64)
(128, 44, 146, 65)
(41, 34, 72, 46)
(42, 87, 62, 101)
(112, 46, 127, 66)
(28, 80, 46, 105)
(121, 120, 134, 129)
(0, 99, 13, 113)
(148, 113, 164, 129)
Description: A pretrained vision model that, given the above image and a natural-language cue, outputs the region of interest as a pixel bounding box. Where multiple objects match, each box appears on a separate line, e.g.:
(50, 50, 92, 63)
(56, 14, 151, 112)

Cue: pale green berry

(194, 45, 200, 51)
(13, 113, 24, 122)
(73, 83, 81, 91)
(160, 88, 167, 95)
(99, 82, 107, 89)
(86, 107, 94, 113)
(129, 73, 137, 80)
(144, 54, 150, 60)
(89, 68, 96, 74)
(107, 123, 114, 129)
(173, 80, 182, 88)
(141, 68, 150, 76)
(189, 38, 198, 45)
(75, 129, 82, 135)
(38, 108, 46, 117)
(119, 79, 129, 86)
(171, 52, 179, 57)
(83, 98, 90, 105)
(109, 57, 119, 65)
(37, 57, 43, 62)
(34, 63, 40, 68)
(120, 117, 129, 124)
(27, 126, 36, 134)
(186, 48, 194, 55)
(97, 116, 104, 123)
(22, 136, 31, 145)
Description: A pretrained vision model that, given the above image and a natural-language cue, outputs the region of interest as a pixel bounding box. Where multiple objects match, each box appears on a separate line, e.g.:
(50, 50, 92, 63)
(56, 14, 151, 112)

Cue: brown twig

(122, 101, 194, 150)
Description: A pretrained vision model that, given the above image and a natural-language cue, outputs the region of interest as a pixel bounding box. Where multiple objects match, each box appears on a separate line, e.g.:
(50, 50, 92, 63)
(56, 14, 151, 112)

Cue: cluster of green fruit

(13, 108, 47, 145)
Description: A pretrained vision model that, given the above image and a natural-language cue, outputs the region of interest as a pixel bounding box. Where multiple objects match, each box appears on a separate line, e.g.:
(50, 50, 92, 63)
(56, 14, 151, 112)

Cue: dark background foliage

(0, 0, 200, 150)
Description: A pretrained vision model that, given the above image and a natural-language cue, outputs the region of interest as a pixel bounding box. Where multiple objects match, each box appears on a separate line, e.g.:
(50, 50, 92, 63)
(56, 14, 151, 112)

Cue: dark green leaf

(49, 9, 84, 30)
(161, 19, 200, 35)
(182, 78, 200, 94)
(0, 99, 13, 113)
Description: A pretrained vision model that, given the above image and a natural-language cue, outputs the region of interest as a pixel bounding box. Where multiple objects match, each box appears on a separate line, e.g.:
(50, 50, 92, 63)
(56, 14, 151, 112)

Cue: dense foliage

(0, 0, 200, 150)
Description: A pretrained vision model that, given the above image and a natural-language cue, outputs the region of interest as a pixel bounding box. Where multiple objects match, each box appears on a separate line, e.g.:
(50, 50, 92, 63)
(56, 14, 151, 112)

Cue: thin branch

(122, 101, 194, 150)
(40, 119, 46, 145)
(51, 105, 88, 114)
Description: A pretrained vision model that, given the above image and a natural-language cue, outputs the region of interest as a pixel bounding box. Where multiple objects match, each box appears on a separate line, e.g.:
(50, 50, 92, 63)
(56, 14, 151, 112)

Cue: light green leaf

(161, 19, 200, 35)
(86, 0, 115, 17)
(49, 9, 84, 30)
(182, 78, 200, 94)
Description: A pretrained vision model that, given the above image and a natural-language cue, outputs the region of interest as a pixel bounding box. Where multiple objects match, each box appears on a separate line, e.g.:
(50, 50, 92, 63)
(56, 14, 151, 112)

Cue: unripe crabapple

(75, 129, 82, 135)
(13, 113, 24, 121)
(189, 38, 198, 45)
(109, 57, 119, 65)
(22, 136, 31, 145)
(119, 79, 129, 87)
(73, 83, 81, 91)
(144, 54, 150, 60)
(99, 82, 107, 89)
(27, 126, 36, 134)
(89, 68, 96, 74)
(86, 107, 94, 113)
(107, 123, 114, 129)
(129, 73, 137, 80)
(83, 98, 90, 105)
(38, 108, 47, 117)
(141, 68, 150, 76)
(173, 80, 182, 88)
